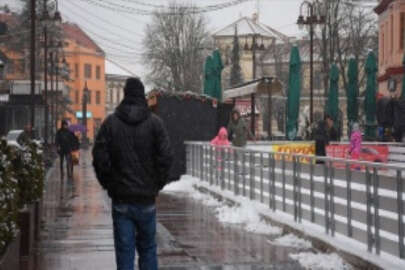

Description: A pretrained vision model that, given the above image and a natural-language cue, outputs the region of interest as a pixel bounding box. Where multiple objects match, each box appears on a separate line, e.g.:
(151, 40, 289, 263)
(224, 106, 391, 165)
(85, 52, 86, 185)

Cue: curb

(194, 185, 382, 270)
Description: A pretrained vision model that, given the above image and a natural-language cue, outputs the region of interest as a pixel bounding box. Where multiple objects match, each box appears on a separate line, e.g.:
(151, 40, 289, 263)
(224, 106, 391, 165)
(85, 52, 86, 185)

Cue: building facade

(63, 23, 106, 141)
(105, 74, 129, 115)
(375, 0, 405, 97)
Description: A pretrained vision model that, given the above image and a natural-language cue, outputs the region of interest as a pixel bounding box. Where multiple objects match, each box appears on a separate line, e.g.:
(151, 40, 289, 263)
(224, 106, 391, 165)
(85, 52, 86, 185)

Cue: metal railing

(185, 142, 405, 259)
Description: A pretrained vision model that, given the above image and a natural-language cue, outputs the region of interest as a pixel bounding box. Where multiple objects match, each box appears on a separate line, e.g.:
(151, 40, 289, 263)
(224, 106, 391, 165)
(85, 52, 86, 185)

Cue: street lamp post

(30, 0, 36, 129)
(41, 6, 50, 146)
(82, 82, 89, 148)
(297, 0, 325, 124)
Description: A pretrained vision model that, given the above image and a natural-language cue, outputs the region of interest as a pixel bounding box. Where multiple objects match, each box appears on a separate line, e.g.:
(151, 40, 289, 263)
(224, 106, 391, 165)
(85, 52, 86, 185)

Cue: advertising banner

(272, 143, 315, 163)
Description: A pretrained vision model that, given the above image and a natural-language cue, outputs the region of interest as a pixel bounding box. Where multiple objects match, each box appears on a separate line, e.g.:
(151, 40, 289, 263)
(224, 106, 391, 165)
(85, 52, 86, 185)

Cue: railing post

(250, 151, 255, 200)
(298, 157, 302, 223)
(191, 144, 195, 177)
(365, 166, 374, 253)
(282, 154, 286, 212)
(220, 148, 225, 190)
(200, 144, 203, 180)
(373, 167, 380, 255)
(329, 160, 335, 237)
(260, 153, 264, 203)
(234, 149, 239, 195)
(271, 153, 276, 212)
(310, 157, 315, 223)
(293, 156, 298, 222)
(324, 162, 330, 234)
(228, 149, 231, 190)
(209, 145, 214, 185)
(242, 151, 246, 197)
(346, 162, 353, 237)
(397, 170, 405, 258)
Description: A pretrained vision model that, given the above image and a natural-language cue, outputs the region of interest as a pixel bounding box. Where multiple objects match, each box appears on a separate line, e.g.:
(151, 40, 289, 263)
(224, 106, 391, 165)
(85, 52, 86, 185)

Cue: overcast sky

(2, 0, 377, 88)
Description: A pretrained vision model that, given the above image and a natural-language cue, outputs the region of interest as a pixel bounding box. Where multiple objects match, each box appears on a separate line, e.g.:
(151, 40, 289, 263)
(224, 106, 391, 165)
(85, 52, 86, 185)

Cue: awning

(223, 77, 282, 100)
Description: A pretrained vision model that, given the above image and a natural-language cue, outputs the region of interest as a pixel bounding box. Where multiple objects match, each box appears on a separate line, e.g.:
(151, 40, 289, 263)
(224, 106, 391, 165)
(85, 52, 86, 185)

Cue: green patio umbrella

(364, 51, 377, 140)
(401, 54, 405, 100)
(286, 46, 301, 141)
(203, 55, 214, 97)
(326, 64, 339, 123)
(211, 49, 224, 101)
(346, 58, 359, 136)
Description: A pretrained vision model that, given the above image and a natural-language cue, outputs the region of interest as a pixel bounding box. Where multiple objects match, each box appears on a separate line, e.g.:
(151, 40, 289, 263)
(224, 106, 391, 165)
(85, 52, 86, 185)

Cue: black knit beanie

(124, 77, 145, 97)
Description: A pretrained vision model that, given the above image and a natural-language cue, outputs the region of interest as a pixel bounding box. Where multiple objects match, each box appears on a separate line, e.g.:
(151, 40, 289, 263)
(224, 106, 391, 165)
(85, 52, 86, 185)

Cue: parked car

(6, 129, 43, 150)
(6, 129, 24, 149)
(359, 147, 384, 163)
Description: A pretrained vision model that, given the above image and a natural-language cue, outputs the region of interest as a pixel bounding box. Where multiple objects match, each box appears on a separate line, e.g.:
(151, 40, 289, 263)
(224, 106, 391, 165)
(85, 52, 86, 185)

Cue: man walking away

(56, 120, 78, 180)
(92, 77, 173, 270)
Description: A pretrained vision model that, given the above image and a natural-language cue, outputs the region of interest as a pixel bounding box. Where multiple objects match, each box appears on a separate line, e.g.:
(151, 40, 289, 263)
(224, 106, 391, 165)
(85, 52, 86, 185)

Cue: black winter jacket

(92, 95, 173, 205)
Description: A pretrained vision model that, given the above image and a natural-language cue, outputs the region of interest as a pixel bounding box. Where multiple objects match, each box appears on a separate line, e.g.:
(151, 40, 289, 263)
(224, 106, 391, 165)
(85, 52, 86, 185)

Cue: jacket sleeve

(92, 119, 113, 190)
(153, 116, 174, 189)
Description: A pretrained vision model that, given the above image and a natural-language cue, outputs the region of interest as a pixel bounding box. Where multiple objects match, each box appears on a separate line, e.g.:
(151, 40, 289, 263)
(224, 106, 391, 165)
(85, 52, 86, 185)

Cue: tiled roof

(374, 0, 394, 15)
(63, 23, 104, 55)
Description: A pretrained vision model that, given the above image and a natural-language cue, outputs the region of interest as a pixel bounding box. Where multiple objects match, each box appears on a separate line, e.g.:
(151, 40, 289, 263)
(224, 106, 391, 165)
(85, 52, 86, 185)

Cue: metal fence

(185, 142, 405, 260)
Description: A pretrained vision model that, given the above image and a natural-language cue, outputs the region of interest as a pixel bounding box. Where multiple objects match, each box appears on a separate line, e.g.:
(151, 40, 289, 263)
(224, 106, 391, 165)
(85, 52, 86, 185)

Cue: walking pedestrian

(55, 120, 79, 180)
(227, 109, 253, 147)
(210, 127, 230, 147)
(92, 77, 173, 270)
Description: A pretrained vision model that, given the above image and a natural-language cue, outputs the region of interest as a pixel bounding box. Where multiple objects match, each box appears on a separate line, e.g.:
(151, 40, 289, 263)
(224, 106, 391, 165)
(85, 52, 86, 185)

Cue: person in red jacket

(210, 127, 230, 146)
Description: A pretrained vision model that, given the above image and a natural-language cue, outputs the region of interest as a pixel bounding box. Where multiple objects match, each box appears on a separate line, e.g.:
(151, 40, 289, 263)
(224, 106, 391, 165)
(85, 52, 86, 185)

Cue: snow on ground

(289, 252, 352, 270)
(269, 234, 312, 249)
(163, 176, 281, 235)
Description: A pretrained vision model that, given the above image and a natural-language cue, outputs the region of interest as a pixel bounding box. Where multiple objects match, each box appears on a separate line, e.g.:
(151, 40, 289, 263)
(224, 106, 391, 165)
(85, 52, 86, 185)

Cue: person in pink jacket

(210, 127, 230, 146)
(349, 122, 362, 161)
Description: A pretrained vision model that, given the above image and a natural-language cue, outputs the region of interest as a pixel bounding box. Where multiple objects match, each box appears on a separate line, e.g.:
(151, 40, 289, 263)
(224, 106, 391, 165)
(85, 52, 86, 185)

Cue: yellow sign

(271, 143, 315, 163)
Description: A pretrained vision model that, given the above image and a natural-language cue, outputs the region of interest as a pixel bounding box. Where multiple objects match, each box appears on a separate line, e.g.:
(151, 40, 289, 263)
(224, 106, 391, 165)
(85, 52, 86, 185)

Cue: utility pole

(30, 0, 36, 128)
(82, 82, 89, 148)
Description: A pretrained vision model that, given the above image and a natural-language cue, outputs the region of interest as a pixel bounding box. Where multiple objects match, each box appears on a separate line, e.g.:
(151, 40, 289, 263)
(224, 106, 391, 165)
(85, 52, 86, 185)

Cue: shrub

(0, 140, 19, 254)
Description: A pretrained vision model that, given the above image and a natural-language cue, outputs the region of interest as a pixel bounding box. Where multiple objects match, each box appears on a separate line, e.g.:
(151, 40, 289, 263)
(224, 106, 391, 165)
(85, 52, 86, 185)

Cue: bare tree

(143, 4, 210, 93)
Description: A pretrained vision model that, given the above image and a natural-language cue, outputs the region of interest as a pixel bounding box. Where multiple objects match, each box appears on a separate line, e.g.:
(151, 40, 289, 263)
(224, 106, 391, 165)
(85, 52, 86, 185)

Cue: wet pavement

(31, 150, 306, 270)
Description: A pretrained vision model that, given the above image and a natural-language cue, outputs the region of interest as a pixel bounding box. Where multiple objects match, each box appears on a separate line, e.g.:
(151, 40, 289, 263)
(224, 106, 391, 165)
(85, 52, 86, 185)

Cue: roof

(63, 23, 104, 55)
(374, 0, 394, 15)
(105, 59, 136, 77)
(213, 16, 290, 42)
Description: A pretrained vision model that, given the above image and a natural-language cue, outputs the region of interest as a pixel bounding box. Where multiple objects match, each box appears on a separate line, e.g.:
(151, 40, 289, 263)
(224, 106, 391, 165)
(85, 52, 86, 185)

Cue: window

(75, 63, 79, 78)
(84, 63, 92, 79)
(400, 13, 405, 50)
(75, 90, 79, 104)
(96, 65, 101, 80)
(96, 91, 101, 105)
(87, 90, 92, 104)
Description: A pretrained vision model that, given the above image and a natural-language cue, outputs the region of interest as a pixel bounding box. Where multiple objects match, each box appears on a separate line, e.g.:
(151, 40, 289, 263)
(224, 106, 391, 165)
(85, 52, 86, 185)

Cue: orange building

(375, 0, 405, 96)
(63, 23, 106, 141)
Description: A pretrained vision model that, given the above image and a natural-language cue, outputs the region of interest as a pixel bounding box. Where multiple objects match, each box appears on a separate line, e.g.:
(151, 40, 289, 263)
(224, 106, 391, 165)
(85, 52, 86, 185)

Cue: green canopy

(286, 46, 301, 141)
(346, 58, 359, 136)
(211, 49, 224, 101)
(401, 54, 405, 100)
(364, 52, 377, 140)
(326, 64, 339, 123)
(203, 55, 214, 97)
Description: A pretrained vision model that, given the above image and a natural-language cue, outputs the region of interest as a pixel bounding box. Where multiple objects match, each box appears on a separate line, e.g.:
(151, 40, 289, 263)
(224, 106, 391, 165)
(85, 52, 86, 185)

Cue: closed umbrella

(286, 46, 301, 141)
(326, 64, 339, 123)
(364, 51, 377, 140)
(346, 58, 359, 136)
(212, 49, 224, 101)
(203, 55, 214, 97)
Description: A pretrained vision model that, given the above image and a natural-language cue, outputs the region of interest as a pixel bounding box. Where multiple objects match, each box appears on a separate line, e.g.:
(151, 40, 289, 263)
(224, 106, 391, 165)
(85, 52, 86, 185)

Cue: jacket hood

(115, 95, 150, 125)
(218, 127, 228, 137)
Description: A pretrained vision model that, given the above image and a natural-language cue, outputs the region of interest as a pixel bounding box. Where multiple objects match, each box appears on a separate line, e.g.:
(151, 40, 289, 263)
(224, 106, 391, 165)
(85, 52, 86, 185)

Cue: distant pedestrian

(349, 122, 362, 161)
(55, 120, 79, 180)
(210, 127, 230, 147)
(227, 109, 253, 147)
(325, 115, 338, 141)
(313, 115, 332, 164)
(92, 77, 174, 270)
(17, 124, 33, 146)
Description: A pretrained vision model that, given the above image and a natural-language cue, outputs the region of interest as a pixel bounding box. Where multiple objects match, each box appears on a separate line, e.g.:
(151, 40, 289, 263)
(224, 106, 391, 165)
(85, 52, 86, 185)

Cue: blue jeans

(112, 202, 158, 270)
